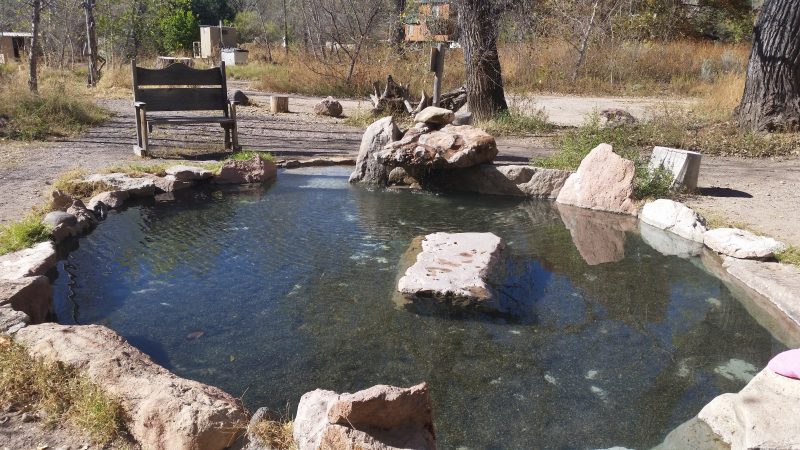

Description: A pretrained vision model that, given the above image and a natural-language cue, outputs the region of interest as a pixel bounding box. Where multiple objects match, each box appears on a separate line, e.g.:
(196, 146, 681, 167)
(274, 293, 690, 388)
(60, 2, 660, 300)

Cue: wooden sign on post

(431, 43, 446, 106)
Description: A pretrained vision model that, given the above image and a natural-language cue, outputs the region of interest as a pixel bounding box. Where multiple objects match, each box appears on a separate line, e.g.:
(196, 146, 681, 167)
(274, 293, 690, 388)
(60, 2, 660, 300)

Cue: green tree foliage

(191, 0, 235, 25)
(159, 0, 200, 52)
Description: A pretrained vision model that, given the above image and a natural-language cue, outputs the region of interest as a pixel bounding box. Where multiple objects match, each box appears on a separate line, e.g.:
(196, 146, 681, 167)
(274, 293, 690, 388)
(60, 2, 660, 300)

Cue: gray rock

(294, 389, 341, 450)
(704, 228, 788, 259)
(649, 146, 702, 191)
(600, 108, 637, 127)
(16, 323, 248, 450)
(414, 106, 454, 126)
(244, 407, 282, 450)
(434, 164, 570, 198)
(50, 190, 76, 211)
(452, 111, 473, 126)
(145, 174, 194, 193)
(66, 200, 97, 234)
(639, 222, 703, 259)
(722, 257, 800, 331)
(42, 211, 77, 229)
(556, 143, 638, 215)
(232, 90, 250, 106)
(349, 116, 402, 185)
(0, 276, 52, 323)
(165, 165, 213, 181)
(0, 242, 57, 281)
(313, 96, 343, 117)
(698, 369, 800, 449)
(398, 232, 506, 307)
(378, 124, 498, 170)
(87, 190, 130, 212)
(86, 173, 156, 197)
(639, 199, 707, 242)
(652, 417, 727, 450)
(0, 306, 29, 334)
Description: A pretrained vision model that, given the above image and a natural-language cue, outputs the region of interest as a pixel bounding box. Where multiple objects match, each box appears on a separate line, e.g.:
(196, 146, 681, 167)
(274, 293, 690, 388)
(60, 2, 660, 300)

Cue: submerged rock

(704, 228, 787, 259)
(349, 116, 402, 185)
(398, 232, 506, 307)
(15, 323, 248, 450)
(294, 383, 435, 450)
(555, 143, 638, 215)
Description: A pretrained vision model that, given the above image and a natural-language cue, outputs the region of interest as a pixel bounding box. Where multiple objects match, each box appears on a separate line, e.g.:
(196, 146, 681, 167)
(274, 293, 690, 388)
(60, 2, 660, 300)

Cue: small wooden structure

(131, 60, 240, 157)
(195, 25, 237, 59)
(155, 56, 194, 68)
(404, 0, 454, 42)
(270, 96, 289, 113)
(0, 32, 32, 64)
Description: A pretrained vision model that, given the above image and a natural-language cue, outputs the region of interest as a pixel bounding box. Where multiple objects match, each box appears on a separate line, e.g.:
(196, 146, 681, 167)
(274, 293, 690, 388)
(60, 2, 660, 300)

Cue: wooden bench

(131, 60, 240, 156)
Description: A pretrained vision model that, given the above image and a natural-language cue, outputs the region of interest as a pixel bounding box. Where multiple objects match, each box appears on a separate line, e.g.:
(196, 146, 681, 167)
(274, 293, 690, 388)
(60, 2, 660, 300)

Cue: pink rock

(768, 349, 800, 380)
(555, 143, 638, 215)
(379, 125, 497, 170)
(214, 156, 277, 184)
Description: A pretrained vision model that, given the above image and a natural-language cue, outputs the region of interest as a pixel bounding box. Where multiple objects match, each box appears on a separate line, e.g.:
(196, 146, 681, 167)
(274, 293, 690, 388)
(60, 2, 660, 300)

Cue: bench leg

(230, 103, 241, 151)
(224, 126, 231, 151)
(141, 109, 149, 156)
(133, 106, 148, 157)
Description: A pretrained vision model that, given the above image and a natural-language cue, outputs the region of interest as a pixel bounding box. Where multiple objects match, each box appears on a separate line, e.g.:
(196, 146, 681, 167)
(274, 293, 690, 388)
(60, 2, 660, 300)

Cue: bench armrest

(134, 101, 146, 108)
(229, 100, 240, 106)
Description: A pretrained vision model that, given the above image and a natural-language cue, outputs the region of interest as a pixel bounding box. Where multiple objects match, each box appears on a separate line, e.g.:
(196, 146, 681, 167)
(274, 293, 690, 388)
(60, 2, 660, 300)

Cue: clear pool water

(53, 167, 783, 449)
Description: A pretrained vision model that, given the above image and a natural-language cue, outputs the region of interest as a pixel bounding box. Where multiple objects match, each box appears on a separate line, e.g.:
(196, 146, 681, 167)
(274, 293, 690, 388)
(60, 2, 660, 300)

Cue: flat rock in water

(15, 323, 248, 450)
(639, 222, 703, 259)
(640, 199, 707, 242)
(398, 232, 505, 305)
(698, 369, 800, 449)
(0, 242, 57, 281)
(555, 143, 638, 215)
(166, 165, 213, 181)
(704, 228, 787, 259)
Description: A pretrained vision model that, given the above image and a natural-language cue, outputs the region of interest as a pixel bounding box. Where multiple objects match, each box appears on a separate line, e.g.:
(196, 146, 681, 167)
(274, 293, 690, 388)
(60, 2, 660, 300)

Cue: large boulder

(640, 199, 707, 242)
(214, 156, 278, 185)
(166, 165, 213, 181)
(555, 143, 638, 215)
(15, 323, 248, 450)
(398, 232, 505, 308)
(378, 125, 497, 170)
(0, 242, 57, 280)
(349, 116, 402, 185)
(86, 173, 156, 197)
(704, 228, 788, 259)
(433, 164, 571, 198)
(0, 276, 52, 323)
(414, 107, 454, 126)
(698, 368, 800, 449)
(313, 97, 343, 117)
(294, 383, 435, 450)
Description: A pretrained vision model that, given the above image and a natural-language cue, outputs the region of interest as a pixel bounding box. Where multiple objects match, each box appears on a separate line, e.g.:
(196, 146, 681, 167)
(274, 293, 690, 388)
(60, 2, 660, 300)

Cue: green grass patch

(776, 246, 800, 268)
(633, 165, 674, 200)
(102, 163, 170, 178)
(0, 214, 50, 255)
(478, 109, 555, 136)
(0, 337, 129, 445)
(228, 151, 275, 163)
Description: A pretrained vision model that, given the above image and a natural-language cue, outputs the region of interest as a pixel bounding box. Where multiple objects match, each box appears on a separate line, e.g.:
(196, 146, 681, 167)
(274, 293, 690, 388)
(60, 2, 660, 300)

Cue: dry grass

(52, 169, 112, 199)
(250, 418, 297, 450)
(776, 246, 800, 267)
(0, 337, 129, 445)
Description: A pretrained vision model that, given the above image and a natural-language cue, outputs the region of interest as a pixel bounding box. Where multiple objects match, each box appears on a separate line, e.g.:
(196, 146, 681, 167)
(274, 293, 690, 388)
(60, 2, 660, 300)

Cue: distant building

(194, 25, 237, 59)
(404, 0, 456, 42)
(0, 32, 32, 64)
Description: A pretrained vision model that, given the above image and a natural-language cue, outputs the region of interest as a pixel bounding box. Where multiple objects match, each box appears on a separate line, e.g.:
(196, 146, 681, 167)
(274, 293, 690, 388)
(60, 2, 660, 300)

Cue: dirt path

(0, 86, 798, 248)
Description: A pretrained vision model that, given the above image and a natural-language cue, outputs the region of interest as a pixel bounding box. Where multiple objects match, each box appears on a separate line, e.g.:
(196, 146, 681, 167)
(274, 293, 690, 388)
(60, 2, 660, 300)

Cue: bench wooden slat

(147, 116, 235, 125)
(135, 64, 222, 86)
(137, 88, 227, 112)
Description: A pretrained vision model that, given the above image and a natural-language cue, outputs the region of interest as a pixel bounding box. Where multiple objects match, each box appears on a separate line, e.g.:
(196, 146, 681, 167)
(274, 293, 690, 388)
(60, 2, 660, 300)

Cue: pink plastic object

(767, 349, 800, 380)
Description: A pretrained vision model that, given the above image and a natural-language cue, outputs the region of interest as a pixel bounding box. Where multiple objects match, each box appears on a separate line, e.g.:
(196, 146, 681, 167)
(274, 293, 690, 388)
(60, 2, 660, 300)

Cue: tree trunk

(390, 0, 406, 53)
(84, 0, 100, 86)
(456, 0, 508, 120)
(736, 0, 800, 132)
(28, 0, 42, 93)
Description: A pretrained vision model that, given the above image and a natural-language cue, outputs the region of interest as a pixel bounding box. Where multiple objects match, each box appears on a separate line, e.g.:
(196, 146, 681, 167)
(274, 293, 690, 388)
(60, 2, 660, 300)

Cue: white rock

(698, 369, 800, 449)
(349, 116, 401, 185)
(398, 232, 505, 304)
(704, 228, 788, 259)
(722, 257, 800, 332)
(0, 242, 57, 281)
(414, 106, 455, 125)
(86, 173, 156, 197)
(639, 222, 703, 258)
(294, 389, 341, 450)
(640, 199, 707, 242)
(165, 165, 213, 181)
(649, 146, 702, 191)
(555, 143, 638, 215)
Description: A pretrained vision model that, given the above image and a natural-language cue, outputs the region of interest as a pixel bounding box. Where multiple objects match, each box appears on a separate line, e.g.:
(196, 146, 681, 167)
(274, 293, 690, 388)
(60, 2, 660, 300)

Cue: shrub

(633, 165, 674, 200)
(229, 151, 275, 162)
(478, 109, 554, 136)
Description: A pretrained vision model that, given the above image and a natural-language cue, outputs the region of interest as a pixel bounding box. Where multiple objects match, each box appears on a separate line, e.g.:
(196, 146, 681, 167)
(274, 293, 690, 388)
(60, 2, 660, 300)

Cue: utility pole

(28, 0, 42, 92)
(83, 0, 100, 86)
(431, 42, 446, 105)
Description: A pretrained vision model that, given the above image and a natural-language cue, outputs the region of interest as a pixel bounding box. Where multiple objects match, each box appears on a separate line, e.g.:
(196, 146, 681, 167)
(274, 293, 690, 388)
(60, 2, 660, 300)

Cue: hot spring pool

(53, 167, 784, 449)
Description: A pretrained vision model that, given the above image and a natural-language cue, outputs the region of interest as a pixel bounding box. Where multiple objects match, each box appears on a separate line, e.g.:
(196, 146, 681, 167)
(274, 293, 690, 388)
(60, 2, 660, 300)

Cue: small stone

(49, 190, 75, 211)
(87, 191, 130, 212)
(42, 211, 77, 229)
(414, 106, 455, 126)
(231, 90, 250, 106)
(313, 96, 343, 117)
(452, 111, 473, 126)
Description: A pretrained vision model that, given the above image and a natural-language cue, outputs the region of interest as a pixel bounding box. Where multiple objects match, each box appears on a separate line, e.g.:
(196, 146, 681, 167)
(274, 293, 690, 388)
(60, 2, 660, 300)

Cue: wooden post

(83, 0, 99, 86)
(271, 96, 289, 113)
(431, 42, 446, 106)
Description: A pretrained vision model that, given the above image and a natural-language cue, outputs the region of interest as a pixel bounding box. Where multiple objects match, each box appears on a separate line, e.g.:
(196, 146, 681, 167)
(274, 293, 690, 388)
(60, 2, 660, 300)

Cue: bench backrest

(131, 60, 229, 113)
